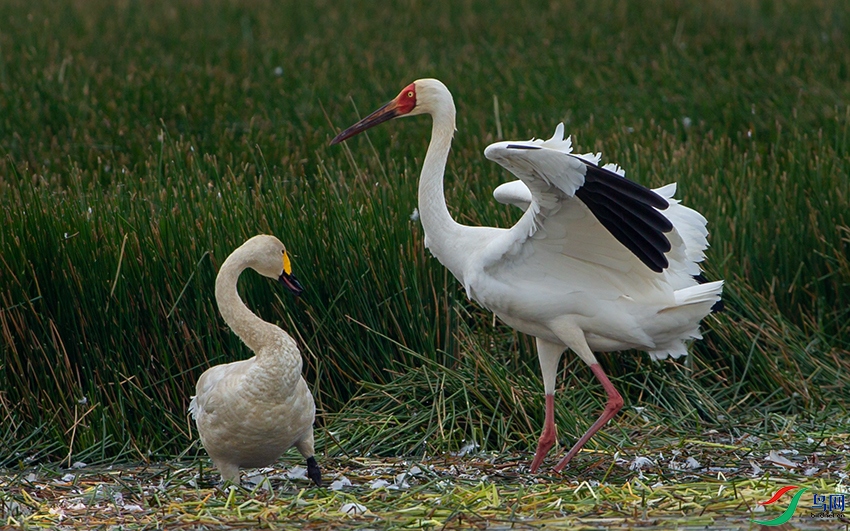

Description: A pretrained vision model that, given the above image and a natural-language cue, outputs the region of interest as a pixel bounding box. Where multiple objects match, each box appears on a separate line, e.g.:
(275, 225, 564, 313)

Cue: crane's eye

(407, 91, 414, 98)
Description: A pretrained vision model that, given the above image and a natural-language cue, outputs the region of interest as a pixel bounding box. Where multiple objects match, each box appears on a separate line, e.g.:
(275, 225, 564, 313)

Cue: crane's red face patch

(394, 82, 416, 114)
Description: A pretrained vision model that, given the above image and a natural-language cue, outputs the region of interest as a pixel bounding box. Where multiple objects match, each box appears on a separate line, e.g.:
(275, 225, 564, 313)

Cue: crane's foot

(530, 394, 557, 473)
(306, 456, 323, 487)
(552, 363, 623, 473)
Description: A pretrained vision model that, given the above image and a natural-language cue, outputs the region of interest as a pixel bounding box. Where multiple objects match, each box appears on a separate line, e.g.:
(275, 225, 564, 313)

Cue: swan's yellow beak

(283, 251, 292, 276)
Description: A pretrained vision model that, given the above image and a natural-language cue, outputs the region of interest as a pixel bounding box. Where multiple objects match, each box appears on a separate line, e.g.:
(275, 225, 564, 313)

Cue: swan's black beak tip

(279, 272, 304, 296)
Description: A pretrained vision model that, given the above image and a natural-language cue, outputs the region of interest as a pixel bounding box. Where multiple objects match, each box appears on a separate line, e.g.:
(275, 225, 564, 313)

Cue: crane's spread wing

(574, 162, 672, 271)
(483, 123, 675, 277)
(492, 179, 532, 211)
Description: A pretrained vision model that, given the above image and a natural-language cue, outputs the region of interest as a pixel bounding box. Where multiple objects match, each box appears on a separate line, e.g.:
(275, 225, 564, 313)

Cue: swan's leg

(295, 429, 322, 487)
(213, 459, 241, 484)
(552, 321, 624, 472)
(530, 338, 565, 473)
(305, 456, 322, 487)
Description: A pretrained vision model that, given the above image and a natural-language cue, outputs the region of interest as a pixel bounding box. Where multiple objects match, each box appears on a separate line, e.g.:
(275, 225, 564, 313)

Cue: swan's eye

(282, 251, 292, 275)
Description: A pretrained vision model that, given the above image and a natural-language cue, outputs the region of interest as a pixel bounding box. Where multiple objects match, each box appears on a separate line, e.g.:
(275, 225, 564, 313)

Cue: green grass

(1, 0, 849, 473)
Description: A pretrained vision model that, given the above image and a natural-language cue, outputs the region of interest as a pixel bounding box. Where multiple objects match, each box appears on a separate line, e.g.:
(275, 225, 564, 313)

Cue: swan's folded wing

(189, 360, 251, 418)
(482, 123, 673, 276)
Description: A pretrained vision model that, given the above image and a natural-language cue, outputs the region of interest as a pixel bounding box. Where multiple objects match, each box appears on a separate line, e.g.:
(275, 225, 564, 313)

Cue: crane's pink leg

(531, 338, 565, 472)
(530, 394, 556, 473)
(553, 363, 623, 472)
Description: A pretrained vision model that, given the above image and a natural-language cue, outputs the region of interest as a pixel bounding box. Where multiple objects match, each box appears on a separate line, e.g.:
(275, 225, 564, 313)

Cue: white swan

(189, 234, 322, 486)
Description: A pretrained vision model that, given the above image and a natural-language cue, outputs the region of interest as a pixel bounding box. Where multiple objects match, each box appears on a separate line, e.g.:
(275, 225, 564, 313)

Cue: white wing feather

(473, 124, 722, 358)
(485, 124, 712, 291)
(483, 124, 659, 280)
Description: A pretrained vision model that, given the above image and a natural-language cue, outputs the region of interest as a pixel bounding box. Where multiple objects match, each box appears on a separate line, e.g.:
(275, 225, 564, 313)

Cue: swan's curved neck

(215, 254, 276, 354)
(419, 102, 466, 273)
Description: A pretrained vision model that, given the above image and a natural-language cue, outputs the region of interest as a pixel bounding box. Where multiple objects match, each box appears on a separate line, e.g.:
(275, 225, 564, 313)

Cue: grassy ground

(1, 0, 850, 527)
(2, 415, 848, 529)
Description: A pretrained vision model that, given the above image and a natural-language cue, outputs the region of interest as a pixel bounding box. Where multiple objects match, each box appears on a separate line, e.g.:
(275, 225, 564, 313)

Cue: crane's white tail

(648, 280, 724, 361)
(673, 279, 724, 307)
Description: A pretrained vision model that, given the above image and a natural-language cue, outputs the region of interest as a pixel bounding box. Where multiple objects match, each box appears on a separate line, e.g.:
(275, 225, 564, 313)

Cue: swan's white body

(331, 79, 722, 473)
(189, 235, 321, 485)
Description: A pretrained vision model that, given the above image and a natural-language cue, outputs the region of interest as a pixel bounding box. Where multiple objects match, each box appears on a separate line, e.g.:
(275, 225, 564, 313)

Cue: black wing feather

(580, 188, 672, 254)
(506, 144, 543, 150)
(573, 158, 673, 272)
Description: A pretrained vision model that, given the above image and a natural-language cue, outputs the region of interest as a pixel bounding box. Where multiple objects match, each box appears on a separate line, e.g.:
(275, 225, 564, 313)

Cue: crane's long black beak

(330, 99, 401, 145)
(278, 272, 304, 296)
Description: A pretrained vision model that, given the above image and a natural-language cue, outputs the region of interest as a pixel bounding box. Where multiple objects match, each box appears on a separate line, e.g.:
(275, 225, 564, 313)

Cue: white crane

(331, 79, 723, 473)
(189, 235, 322, 485)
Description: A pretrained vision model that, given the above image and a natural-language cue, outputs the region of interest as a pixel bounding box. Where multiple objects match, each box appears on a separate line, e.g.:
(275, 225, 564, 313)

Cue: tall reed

(1, 0, 848, 465)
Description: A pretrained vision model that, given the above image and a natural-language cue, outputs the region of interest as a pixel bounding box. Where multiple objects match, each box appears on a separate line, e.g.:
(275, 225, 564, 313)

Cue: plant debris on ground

(3, 417, 848, 530)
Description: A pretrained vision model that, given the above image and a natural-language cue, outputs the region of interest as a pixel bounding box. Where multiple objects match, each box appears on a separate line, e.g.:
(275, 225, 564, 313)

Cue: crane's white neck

(417, 89, 466, 274)
(215, 251, 278, 354)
